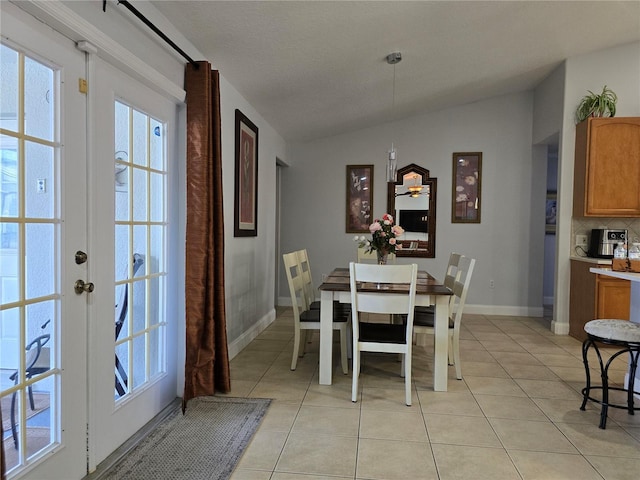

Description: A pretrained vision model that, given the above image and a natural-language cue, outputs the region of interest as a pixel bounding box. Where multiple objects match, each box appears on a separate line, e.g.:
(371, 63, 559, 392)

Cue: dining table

(318, 267, 453, 391)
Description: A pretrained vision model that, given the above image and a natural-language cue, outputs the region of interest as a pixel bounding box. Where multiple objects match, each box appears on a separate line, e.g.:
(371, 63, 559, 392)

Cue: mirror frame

(387, 163, 437, 258)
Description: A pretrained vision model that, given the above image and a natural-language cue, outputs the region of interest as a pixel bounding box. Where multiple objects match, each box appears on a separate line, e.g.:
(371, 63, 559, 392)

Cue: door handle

(74, 279, 95, 294)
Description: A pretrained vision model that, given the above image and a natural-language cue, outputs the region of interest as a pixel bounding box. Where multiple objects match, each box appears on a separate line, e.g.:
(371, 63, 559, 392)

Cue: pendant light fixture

(386, 51, 402, 182)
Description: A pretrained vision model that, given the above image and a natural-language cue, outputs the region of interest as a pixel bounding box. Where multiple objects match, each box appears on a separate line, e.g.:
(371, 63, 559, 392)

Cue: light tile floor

(228, 308, 640, 480)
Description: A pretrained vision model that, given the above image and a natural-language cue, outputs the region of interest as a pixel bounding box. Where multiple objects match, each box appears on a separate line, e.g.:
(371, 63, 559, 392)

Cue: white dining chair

(413, 254, 475, 380)
(414, 252, 461, 316)
(296, 249, 317, 309)
(283, 251, 349, 373)
(349, 262, 418, 406)
(296, 248, 351, 316)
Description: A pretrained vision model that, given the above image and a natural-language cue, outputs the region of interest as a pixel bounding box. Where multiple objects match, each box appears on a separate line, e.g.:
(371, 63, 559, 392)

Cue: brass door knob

(74, 279, 95, 294)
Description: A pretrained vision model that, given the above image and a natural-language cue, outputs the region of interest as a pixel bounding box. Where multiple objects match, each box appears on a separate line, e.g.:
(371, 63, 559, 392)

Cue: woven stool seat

(580, 319, 640, 429)
(584, 319, 640, 343)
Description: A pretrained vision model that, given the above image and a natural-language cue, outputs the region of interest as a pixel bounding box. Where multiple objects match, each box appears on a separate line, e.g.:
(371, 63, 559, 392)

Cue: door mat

(102, 396, 271, 480)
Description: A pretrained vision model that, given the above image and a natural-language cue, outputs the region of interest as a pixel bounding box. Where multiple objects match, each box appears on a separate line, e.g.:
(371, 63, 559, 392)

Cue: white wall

(551, 41, 640, 333)
(219, 75, 287, 353)
(282, 91, 542, 316)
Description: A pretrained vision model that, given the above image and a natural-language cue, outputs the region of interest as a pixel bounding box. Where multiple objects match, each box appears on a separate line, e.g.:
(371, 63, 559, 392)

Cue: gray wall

(281, 91, 542, 316)
(532, 40, 640, 333)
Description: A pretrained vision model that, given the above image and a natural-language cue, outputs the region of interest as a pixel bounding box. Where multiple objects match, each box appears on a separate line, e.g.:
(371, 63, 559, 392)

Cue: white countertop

(570, 256, 612, 265)
(590, 267, 640, 282)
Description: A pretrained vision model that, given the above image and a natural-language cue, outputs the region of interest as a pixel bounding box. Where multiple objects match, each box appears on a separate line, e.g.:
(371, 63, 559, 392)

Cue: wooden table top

(319, 267, 452, 296)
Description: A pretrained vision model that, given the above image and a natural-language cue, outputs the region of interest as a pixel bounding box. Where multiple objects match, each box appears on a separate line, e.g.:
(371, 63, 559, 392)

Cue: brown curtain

(183, 61, 230, 410)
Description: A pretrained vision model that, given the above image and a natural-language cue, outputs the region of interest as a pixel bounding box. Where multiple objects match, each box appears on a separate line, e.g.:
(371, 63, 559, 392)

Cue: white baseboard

(463, 304, 544, 317)
(227, 308, 277, 360)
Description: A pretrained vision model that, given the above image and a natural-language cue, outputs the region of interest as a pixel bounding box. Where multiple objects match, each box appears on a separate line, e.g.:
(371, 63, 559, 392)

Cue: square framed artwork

(452, 152, 482, 223)
(346, 164, 373, 233)
(234, 109, 259, 237)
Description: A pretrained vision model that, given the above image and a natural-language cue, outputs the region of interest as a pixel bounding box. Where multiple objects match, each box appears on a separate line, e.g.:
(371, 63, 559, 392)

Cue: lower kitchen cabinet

(569, 259, 630, 341)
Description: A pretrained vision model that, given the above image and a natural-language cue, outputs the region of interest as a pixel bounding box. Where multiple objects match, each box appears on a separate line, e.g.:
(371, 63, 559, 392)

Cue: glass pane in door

(113, 101, 167, 401)
(0, 43, 59, 471)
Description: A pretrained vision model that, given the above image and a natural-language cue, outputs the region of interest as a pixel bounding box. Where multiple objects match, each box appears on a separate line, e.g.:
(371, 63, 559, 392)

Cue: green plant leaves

(575, 85, 618, 124)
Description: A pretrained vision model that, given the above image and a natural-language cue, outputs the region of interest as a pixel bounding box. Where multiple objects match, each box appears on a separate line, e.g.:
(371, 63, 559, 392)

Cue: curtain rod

(103, 0, 199, 69)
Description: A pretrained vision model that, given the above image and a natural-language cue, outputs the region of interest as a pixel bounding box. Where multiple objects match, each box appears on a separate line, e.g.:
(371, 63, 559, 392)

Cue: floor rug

(102, 396, 271, 480)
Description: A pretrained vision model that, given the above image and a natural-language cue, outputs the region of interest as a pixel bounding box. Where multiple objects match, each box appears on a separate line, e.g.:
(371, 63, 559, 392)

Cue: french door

(1, 3, 179, 478)
(88, 57, 178, 470)
(1, 3, 88, 478)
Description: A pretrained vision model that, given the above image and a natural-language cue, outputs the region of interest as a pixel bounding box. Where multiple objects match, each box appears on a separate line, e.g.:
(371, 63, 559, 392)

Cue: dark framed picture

(546, 192, 557, 234)
(452, 152, 482, 223)
(234, 109, 258, 237)
(346, 164, 373, 233)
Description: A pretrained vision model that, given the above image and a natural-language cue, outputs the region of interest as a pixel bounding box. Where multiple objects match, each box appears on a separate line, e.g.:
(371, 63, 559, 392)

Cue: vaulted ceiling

(151, 1, 640, 142)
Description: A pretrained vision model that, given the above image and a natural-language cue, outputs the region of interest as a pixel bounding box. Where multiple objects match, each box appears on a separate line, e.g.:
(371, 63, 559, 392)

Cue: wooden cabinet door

(574, 117, 640, 217)
(596, 276, 630, 320)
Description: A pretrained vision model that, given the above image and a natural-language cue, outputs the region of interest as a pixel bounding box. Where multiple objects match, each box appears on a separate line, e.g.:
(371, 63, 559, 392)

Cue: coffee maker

(588, 228, 627, 258)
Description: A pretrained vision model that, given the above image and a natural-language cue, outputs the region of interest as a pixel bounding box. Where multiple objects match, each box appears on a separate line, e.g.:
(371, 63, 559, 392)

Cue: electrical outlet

(489, 279, 495, 289)
(576, 234, 588, 247)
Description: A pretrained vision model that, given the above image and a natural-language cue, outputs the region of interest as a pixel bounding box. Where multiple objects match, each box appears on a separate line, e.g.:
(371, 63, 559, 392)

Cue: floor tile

(291, 405, 359, 437)
(425, 414, 502, 447)
(555, 422, 640, 457)
(475, 394, 547, 421)
(432, 444, 520, 480)
(356, 438, 436, 480)
(509, 450, 603, 480)
(275, 433, 357, 477)
(237, 430, 289, 471)
(417, 391, 484, 416)
(464, 376, 527, 397)
(501, 363, 559, 380)
(359, 409, 428, 442)
(514, 378, 583, 400)
(586, 454, 640, 480)
(489, 417, 578, 453)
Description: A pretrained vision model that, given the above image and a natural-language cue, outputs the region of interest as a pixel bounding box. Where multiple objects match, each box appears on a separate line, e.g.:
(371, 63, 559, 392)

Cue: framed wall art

(452, 152, 482, 223)
(346, 164, 373, 233)
(545, 192, 557, 234)
(234, 109, 259, 237)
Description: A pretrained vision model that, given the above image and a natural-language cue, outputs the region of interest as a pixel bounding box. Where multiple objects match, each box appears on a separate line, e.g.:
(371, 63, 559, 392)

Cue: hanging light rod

(102, 0, 200, 69)
(386, 51, 402, 182)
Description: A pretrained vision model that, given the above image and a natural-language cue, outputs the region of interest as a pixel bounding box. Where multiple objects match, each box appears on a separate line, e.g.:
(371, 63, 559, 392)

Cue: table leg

(433, 296, 449, 391)
(319, 289, 334, 385)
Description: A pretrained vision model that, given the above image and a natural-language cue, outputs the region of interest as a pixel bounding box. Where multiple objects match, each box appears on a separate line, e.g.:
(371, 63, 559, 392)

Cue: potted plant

(575, 85, 618, 124)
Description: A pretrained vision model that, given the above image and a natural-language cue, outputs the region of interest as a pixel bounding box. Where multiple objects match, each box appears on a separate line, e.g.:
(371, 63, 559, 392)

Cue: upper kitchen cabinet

(573, 117, 640, 217)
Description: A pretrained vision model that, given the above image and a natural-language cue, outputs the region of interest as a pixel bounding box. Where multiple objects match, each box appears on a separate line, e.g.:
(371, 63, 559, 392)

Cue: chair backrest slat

(283, 251, 308, 318)
(349, 262, 418, 344)
(296, 249, 315, 306)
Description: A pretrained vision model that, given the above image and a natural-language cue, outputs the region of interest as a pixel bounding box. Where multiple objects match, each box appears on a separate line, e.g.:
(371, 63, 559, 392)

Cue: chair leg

(339, 326, 348, 375)
(352, 348, 360, 402)
(10, 391, 19, 449)
(452, 334, 462, 380)
(291, 328, 301, 371)
(27, 384, 36, 410)
(405, 351, 412, 406)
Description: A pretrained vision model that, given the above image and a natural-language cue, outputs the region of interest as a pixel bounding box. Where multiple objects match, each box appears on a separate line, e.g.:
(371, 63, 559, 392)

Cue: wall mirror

(387, 163, 437, 258)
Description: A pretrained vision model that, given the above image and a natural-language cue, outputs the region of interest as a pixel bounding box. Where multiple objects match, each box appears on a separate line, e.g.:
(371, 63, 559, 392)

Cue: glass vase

(377, 250, 389, 265)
